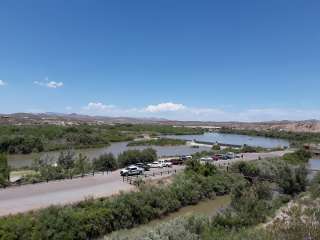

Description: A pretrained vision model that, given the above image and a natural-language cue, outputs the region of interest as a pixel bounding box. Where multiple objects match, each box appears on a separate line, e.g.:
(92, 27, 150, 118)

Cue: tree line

(0, 148, 157, 187)
(0, 124, 203, 155)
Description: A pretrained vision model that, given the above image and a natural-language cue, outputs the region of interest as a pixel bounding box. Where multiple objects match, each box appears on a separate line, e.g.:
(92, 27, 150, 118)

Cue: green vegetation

(107, 155, 311, 240)
(0, 154, 9, 187)
(92, 153, 118, 172)
(282, 149, 311, 164)
(8, 148, 156, 186)
(0, 124, 203, 155)
(0, 162, 235, 240)
(0, 149, 313, 239)
(110, 124, 205, 136)
(211, 144, 221, 151)
(127, 138, 186, 147)
(118, 148, 157, 167)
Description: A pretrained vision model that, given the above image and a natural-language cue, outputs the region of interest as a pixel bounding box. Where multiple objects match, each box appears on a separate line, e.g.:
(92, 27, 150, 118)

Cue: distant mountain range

(0, 112, 171, 125)
(1, 112, 320, 132)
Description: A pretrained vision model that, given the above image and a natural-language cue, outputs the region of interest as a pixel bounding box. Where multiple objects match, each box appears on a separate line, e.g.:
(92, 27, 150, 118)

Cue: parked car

(200, 157, 213, 163)
(180, 155, 192, 161)
(148, 161, 164, 168)
(159, 160, 172, 167)
(120, 165, 144, 176)
(170, 158, 184, 165)
(135, 162, 150, 171)
(212, 155, 220, 161)
(220, 155, 231, 160)
(226, 152, 235, 159)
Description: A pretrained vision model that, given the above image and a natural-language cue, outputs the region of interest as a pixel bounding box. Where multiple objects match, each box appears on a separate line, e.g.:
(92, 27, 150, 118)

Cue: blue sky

(0, 0, 320, 121)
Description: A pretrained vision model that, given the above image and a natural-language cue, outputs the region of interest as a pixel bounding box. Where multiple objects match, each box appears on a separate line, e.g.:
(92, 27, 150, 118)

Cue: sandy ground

(0, 151, 290, 216)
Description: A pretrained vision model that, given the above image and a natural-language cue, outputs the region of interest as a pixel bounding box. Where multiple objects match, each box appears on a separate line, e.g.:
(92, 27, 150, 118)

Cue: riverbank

(7, 132, 290, 168)
(0, 124, 204, 155)
(127, 138, 186, 147)
(106, 195, 231, 239)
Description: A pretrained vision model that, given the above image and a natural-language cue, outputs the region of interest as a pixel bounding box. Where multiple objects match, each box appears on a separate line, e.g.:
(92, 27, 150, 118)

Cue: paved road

(0, 150, 290, 216)
(0, 166, 184, 216)
(212, 150, 293, 167)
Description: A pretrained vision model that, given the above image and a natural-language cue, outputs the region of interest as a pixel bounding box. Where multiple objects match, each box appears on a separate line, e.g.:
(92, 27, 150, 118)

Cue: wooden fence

(122, 169, 178, 185)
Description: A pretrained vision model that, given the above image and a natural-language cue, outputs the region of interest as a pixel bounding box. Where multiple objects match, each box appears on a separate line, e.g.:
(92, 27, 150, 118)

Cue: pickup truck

(148, 161, 164, 168)
(135, 162, 151, 171)
(159, 160, 172, 167)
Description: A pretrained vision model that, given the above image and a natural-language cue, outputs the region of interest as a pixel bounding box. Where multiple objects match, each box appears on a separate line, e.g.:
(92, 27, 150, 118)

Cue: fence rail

(122, 169, 178, 185)
(4, 170, 112, 189)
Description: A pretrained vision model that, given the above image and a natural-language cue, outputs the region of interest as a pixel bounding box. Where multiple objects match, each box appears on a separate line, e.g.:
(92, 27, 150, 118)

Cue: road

(212, 150, 293, 167)
(0, 150, 291, 216)
(0, 166, 184, 216)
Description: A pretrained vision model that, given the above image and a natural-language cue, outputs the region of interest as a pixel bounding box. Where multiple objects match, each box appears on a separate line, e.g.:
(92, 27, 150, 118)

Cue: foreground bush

(0, 169, 234, 240)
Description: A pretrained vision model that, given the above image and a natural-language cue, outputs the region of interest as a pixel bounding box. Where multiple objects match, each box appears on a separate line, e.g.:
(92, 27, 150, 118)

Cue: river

(106, 195, 231, 239)
(8, 132, 289, 168)
(309, 158, 320, 170)
(166, 132, 289, 148)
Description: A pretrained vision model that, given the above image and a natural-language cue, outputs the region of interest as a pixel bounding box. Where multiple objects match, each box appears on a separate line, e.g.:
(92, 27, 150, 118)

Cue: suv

(120, 165, 144, 176)
(159, 160, 172, 167)
(135, 162, 151, 171)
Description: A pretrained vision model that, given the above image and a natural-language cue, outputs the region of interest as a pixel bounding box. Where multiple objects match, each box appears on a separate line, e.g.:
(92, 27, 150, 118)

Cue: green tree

(57, 150, 75, 170)
(212, 144, 221, 151)
(74, 153, 92, 177)
(0, 154, 9, 187)
(57, 150, 76, 178)
(93, 153, 117, 172)
(118, 148, 157, 167)
(278, 165, 307, 195)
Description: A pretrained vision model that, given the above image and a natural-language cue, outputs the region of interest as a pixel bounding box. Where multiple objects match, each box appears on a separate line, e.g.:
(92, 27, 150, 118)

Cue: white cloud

(47, 81, 63, 88)
(83, 102, 115, 111)
(34, 78, 63, 89)
(80, 101, 320, 122)
(0, 80, 6, 86)
(145, 102, 186, 113)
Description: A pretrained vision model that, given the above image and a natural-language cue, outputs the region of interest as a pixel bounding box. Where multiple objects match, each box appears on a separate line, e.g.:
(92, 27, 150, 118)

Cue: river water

(309, 159, 320, 170)
(8, 133, 289, 168)
(167, 132, 289, 148)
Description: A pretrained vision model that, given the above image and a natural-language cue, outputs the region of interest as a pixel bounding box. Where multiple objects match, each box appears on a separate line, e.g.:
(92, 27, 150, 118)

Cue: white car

(200, 157, 213, 163)
(120, 165, 144, 176)
(159, 160, 172, 167)
(148, 161, 164, 168)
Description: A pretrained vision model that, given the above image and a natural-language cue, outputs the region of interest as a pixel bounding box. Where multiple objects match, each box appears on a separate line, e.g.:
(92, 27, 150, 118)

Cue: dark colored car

(135, 162, 151, 171)
(222, 155, 232, 160)
(212, 155, 220, 161)
(170, 158, 184, 165)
